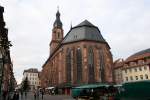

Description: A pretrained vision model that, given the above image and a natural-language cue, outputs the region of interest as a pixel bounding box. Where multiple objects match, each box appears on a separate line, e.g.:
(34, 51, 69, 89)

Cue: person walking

(33, 90, 36, 100)
(25, 91, 27, 99)
(36, 89, 39, 100)
(13, 91, 19, 100)
(20, 89, 23, 100)
(41, 89, 44, 100)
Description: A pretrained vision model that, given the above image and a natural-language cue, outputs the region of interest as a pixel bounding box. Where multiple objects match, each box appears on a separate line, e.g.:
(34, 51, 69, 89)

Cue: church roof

(62, 20, 106, 44)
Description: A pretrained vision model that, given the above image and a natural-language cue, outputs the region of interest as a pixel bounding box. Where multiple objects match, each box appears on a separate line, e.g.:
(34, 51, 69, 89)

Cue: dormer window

(138, 60, 144, 64)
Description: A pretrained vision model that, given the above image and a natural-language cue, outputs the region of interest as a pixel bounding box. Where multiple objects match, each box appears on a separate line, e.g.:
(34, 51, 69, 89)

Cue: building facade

(122, 48, 150, 83)
(40, 10, 113, 94)
(0, 6, 16, 97)
(113, 59, 124, 84)
(23, 68, 40, 91)
(113, 48, 150, 84)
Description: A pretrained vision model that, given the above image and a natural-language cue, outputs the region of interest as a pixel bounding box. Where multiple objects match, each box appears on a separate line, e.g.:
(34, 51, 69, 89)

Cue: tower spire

(57, 6, 59, 11)
(53, 7, 62, 28)
(50, 8, 64, 55)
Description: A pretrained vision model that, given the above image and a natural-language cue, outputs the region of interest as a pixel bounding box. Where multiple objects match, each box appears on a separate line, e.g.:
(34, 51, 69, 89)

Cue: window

(140, 75, 143, 80)
(135, 76, 138, 80)
(134, 68, 137, 72)
(88, 47, 95, 83)
(144, 66, 147, 70)
(129, 69, 132, 73)
(125, 69, 127, 73)
(130, 76, 133, 80)
(66, 48, 72, 83)
(99, 49, 105, 82)
(57, 32, 60, 38)
(126, 77, 128, 81)
(145, 74, 148, 79)
(139, 67, 142, 71)
(76, 48, 82, 83)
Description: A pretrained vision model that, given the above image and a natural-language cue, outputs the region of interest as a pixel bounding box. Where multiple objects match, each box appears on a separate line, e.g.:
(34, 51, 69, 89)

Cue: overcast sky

(1, 0, 150, 84)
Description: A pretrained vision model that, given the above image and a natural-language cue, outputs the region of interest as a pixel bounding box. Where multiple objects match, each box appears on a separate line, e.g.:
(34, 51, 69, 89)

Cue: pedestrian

(34, 90, 36, 100)
(36, 89, 39, 100)
(13, 91, 19, 100)
(20, 89, 23, 99)
(41, 89, 44, 100)
(25, 91, 27, 99)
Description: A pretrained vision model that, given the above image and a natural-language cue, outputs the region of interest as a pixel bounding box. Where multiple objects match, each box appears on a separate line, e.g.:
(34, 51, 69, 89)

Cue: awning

(73, 83, 110, 89)
(45, 87, 55, 89)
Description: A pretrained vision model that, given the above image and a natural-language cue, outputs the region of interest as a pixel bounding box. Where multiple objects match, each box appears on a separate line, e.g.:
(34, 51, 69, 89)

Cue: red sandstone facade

(40, 10, 113, 90)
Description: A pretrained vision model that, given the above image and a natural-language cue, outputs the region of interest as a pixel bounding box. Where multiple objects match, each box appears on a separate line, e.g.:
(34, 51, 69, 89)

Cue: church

(40, 10, 113, 94)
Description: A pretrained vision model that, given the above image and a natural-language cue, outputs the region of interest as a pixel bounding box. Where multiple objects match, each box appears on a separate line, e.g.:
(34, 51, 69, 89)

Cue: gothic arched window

(76, 48, 82, 83)
(66, 48, 72, 83)
(88, 47, 95, 83)
(99, 49, 105, 82)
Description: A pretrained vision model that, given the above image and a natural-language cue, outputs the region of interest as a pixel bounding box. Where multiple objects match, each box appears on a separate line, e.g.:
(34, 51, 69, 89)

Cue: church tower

(50, 9, 63, 54)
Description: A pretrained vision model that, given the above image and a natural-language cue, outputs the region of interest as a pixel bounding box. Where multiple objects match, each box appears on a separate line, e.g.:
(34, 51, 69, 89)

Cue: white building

(23, 68, 40, 91)
(114, 48, 150, 84)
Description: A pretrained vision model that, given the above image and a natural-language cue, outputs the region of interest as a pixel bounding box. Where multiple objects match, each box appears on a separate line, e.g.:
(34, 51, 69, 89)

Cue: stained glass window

(76, 48, 82, 83)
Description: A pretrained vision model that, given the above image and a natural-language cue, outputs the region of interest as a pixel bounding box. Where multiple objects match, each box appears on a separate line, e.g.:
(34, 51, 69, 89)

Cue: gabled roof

(130, 48, 150, 57)
(126, 48, 150, 61)
(62, 20, 106, 44)
(76, 20, 95, 27)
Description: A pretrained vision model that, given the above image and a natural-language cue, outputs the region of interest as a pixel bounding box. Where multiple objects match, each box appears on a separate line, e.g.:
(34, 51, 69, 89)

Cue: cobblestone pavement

(19, 92, 75, 100)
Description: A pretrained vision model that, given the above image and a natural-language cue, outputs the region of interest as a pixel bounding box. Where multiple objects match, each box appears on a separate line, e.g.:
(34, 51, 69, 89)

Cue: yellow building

(122, 48, 150, 83)
(113, 48, 150, 84)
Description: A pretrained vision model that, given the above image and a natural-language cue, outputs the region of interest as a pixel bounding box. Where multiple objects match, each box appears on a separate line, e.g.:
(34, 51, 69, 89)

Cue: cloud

(1, 0, 150, 84)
